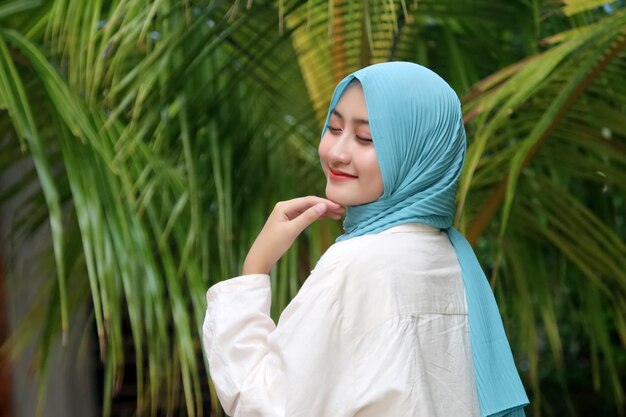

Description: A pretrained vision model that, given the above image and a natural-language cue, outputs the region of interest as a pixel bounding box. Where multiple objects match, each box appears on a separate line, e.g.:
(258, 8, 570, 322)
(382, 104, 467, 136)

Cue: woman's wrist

(242, 256, 272, 275)
(242, 265, 271, 275)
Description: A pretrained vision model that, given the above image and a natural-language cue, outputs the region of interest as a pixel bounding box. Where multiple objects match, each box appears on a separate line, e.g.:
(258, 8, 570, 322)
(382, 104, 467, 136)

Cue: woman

(202, 62, 529, 417)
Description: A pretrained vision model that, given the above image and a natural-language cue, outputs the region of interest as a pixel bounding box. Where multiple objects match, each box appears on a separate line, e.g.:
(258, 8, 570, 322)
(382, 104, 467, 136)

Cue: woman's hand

(242, 196, 344, 275)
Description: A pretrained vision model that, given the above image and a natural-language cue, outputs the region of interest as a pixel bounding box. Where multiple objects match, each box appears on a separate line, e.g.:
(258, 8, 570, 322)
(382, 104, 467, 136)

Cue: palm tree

(0, 0, 624, 416)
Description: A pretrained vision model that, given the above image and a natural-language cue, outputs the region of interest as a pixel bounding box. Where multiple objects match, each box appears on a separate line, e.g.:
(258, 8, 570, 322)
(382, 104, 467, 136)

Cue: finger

(328, 206, 345, 214)
(276, 196, 343, 220)
(301, 195, 342, 207)
(290, 203, 327, 233)
(318, 205, 344, 219)
(327, 210, 344, 219)
(279, 196, 341, 214)
(324, 207, 344, 216)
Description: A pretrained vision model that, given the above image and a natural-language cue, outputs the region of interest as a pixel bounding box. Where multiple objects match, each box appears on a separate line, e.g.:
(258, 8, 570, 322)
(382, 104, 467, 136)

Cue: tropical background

(0, 0, 625, 416)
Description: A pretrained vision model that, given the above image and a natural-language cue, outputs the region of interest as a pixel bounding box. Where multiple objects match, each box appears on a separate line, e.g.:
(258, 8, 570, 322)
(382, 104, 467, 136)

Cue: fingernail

(315, 204, 326, 214)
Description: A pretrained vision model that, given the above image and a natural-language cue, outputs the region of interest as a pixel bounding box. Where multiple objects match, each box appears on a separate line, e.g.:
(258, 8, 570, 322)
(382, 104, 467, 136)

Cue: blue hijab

(320, 62, 529, 417)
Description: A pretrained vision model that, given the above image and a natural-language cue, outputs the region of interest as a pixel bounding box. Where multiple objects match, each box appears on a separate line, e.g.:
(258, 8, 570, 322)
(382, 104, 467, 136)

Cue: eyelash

(326, 126, 373, 142)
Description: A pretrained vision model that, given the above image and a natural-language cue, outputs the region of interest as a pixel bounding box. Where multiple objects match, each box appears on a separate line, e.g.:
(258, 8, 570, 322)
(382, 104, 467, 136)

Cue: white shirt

(202, 222, 481, 417)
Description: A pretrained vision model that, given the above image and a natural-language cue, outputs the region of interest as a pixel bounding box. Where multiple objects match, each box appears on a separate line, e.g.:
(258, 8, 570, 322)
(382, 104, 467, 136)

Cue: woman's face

(318, 82, 384, 206)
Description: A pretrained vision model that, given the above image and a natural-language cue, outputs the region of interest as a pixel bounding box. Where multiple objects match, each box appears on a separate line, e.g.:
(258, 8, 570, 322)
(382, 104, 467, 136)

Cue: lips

(329, 167, 358, 179)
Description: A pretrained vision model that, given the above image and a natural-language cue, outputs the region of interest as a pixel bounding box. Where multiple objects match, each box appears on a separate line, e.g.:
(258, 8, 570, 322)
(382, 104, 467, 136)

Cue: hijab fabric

(320, 62, 529, 417)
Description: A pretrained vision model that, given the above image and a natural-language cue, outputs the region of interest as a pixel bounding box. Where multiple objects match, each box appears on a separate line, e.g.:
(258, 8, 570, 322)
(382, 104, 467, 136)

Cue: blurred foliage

(0, 0, 624, 416)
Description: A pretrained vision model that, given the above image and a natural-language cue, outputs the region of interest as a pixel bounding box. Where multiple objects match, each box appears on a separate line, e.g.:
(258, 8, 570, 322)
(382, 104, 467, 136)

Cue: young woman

(202, 62, 529, 417)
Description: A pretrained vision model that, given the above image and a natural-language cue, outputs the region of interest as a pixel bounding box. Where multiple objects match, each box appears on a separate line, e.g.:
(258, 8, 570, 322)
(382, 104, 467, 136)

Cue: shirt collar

(379, 222, 441, 234)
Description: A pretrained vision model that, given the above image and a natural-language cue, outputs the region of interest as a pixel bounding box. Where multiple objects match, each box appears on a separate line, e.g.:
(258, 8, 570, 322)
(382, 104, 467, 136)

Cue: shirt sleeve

(202, 271, 354, 417)
(202, 274, 278, 416)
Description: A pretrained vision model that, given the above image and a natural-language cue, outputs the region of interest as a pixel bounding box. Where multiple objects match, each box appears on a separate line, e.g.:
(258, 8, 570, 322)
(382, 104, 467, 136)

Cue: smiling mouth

(329, 168, 358, 179)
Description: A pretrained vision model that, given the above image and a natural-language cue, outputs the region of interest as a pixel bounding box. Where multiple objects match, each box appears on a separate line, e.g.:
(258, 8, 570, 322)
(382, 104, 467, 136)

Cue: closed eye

(327, 125, 372, 143)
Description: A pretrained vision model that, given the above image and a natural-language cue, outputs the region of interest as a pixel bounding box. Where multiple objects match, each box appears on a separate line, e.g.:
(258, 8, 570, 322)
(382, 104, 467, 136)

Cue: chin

(324, 188, 349, 206)
(324, 187, 365, 207)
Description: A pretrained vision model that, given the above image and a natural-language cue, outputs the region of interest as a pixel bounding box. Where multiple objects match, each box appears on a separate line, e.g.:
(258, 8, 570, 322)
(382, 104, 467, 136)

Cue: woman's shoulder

(312, 223, 466, 335)
(317, 222, 449, 271)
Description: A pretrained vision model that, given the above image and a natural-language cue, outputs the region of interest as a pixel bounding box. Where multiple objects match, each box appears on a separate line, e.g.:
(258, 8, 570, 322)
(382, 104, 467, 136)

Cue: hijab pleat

(320, 62, 529, 417)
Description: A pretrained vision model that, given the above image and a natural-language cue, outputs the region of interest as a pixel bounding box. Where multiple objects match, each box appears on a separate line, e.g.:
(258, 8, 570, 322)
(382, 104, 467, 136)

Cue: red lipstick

(329, 167, 357, 181)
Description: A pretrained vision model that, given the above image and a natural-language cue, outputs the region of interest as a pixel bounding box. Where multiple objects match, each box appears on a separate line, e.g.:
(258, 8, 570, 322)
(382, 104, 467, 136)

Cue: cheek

(362, 151, 384, 194)
(318, 134, 331, 160)
(362, 150, 381, 176)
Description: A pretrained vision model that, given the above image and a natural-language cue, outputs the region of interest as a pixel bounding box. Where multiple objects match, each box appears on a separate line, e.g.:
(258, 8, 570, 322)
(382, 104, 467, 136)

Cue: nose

(328, 134, 351, 164)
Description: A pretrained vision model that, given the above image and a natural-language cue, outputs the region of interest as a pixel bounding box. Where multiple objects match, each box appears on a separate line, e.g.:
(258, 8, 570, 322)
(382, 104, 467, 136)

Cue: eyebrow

(331, 109, 369, 126)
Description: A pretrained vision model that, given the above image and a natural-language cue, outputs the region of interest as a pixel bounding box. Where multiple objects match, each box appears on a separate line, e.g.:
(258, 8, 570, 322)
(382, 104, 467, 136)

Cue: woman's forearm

(242, 254, 272, 275)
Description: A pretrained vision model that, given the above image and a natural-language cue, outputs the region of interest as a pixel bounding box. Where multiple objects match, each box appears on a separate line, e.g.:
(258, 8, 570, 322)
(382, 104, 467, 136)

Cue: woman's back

(205, 222, 480, 416)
